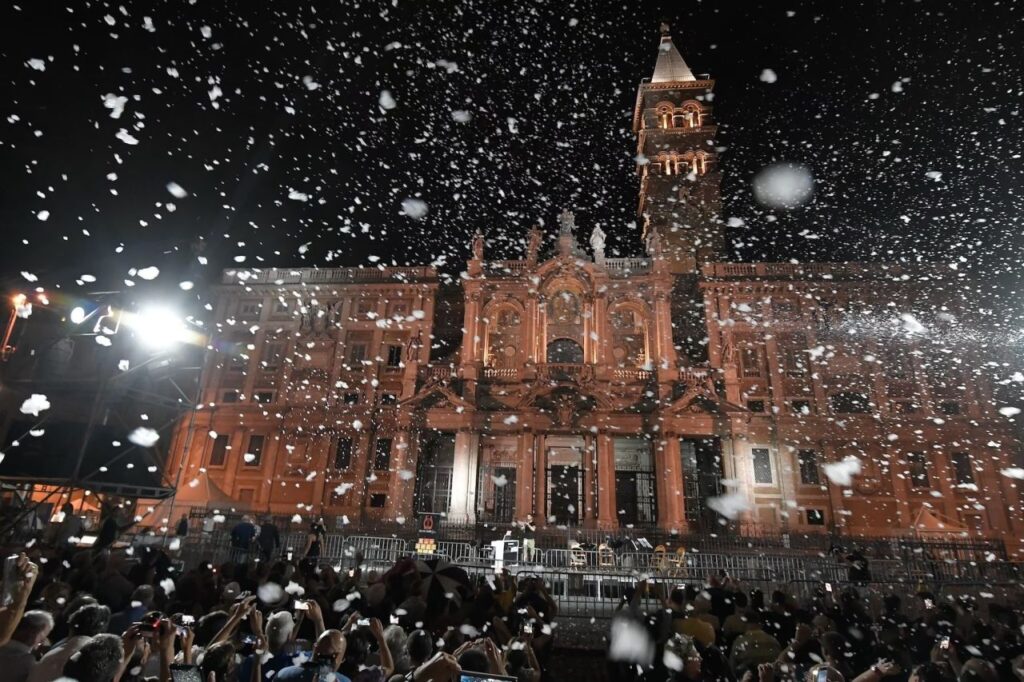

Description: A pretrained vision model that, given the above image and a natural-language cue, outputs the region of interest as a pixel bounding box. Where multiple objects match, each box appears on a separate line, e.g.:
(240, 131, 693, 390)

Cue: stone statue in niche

(405, 329, 423, 363)
(646, 225, 663, 259)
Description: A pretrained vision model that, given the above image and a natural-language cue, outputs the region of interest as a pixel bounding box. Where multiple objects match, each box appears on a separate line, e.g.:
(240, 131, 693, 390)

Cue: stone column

(583, 434, 596, 525)
(657, 435, 687, 531)
(515, 432, 534, 520)
(387, 432, 415, 519)
(534, 434, 547, 522)
(596, 432, 617, 530)
(763, 334, 786, 415)
(448, 431, 480, 523)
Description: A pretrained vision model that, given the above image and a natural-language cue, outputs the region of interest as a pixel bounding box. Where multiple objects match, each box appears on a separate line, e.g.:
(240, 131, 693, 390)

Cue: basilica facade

(166, 30, 1024, 544)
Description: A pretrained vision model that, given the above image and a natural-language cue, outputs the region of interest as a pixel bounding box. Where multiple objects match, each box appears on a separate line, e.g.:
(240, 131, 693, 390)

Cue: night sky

(1, 0, 1023, 321)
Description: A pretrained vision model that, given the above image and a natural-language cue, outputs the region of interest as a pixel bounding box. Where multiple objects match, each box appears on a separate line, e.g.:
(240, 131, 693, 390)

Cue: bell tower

(633, 24, 723, 274)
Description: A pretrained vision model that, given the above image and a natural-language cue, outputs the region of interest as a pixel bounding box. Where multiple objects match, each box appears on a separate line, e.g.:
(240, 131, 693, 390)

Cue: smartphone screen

(294, 600, 309, 611)
(940, 636, 950, 650)
(825, 583, 832, 593)
(1, 555, 19, 607)
(817, 669, 829, 682)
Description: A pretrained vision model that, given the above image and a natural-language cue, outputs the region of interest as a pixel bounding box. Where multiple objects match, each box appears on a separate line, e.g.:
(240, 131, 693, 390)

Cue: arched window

(485, 306, 521, 368)
(547, 338, 584, 364)
(544, 288, 585, 359)
(609, 307, 648, 368)
(681, 102, 702, 129)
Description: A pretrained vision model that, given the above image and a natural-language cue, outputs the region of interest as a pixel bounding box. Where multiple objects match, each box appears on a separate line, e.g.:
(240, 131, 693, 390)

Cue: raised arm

(0, 555, 39, 646)
(369, 618, 394, 678)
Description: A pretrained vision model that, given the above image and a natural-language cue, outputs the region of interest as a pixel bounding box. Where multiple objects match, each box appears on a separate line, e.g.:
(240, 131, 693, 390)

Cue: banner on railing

(415, 512, 440, 555)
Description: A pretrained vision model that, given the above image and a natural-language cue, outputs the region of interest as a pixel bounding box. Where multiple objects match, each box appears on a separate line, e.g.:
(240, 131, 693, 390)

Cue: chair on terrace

(653, 545, 669, 574)
(569, 542, 587, 570)
(669, 546, 688, 577)
(598, 543, 617, 569)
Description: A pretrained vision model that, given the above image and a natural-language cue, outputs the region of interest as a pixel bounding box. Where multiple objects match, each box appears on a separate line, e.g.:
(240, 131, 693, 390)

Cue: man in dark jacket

(257, 517, 281, 562)
(230, 515, 257, 564)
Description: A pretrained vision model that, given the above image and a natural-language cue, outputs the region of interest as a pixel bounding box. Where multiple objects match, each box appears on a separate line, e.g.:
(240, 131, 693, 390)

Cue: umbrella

(414, 557, 470, 612)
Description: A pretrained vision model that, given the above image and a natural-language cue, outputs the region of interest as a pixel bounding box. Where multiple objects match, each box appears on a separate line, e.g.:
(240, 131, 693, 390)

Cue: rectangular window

(343, 392, 360, 405)
(348, 344, 367, 364)
(806, 509, 826, 526)
(386, 345, 403, 367)
(262, 342, 285, 371)
(752, 448, 773, 484)
(239, 301, 261, 316)
(830, 392, 871, 414)
(907, 452, 930, 488)
(798, 450, 820, 485)
(892, 401, 919, 414)
(221, 390, 240, 403)
(254, 391, 274, 404)
(227, 353, 248, 373)
(209, 434, 229, 467)
(244, 435, 265, 467)
(951, 452, 974, 486)
(373, 438, 392, 471)
(356, 300, 375, 317)
(369, 493, 387, 508)
(741, 347, 762, 377)
(333, 437, 353, 470)
(782, 335, 808, 375)
(380, 393, 398, 406)
(747, 400, 766, 413)
(791, 400, 811, 415)
(939, 401, 961, 416)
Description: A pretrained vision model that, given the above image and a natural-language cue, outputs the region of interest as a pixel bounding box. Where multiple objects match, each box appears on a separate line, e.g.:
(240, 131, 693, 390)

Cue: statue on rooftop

(526, 225, 542, 263)
(590, 224, 606, 252)
(558, 209, 576, 234)
(471, 231, 484, 260)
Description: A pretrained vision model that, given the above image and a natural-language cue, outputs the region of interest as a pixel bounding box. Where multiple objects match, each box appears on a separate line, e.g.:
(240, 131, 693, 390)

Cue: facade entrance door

(681, 437, 723, 531)
(547, 464, 581, 525)
(489, 467, 517, 523)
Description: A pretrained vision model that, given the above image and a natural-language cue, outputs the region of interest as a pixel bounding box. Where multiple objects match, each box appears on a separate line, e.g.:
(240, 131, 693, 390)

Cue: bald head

(313, 629, 347, 670)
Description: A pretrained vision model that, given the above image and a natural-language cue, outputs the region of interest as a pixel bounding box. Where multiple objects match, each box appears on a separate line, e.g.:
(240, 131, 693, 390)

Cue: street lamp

(122, 306, 192, 349)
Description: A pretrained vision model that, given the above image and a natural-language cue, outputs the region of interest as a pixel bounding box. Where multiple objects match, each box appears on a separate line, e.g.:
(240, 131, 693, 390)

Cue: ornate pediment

(667, 372, 745, 415)
(400, 377, 475, 412)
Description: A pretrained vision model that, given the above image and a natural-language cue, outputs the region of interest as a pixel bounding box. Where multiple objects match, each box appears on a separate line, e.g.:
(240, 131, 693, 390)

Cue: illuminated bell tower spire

(633, 23, 723, 274)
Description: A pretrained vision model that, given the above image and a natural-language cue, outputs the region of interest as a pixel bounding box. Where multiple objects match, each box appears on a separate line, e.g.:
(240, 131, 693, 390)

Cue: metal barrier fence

(179, 507, 1008, 561)
(165, 530, 1022, 588)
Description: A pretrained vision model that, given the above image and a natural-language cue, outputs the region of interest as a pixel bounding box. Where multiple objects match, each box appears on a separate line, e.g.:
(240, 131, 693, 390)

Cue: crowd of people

(607, 574, 1024, 682)
(0, 510, 1023, 682)
(0, 517, 555, 681)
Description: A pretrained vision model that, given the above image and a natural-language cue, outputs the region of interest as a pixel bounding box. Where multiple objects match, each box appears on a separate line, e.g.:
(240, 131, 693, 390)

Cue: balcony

(603, 257, 651, 275)
(537, 363, 595, 383)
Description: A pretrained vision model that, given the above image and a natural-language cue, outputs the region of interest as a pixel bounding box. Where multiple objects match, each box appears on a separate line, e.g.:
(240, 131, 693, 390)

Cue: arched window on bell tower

(680, 101, 703, 129)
